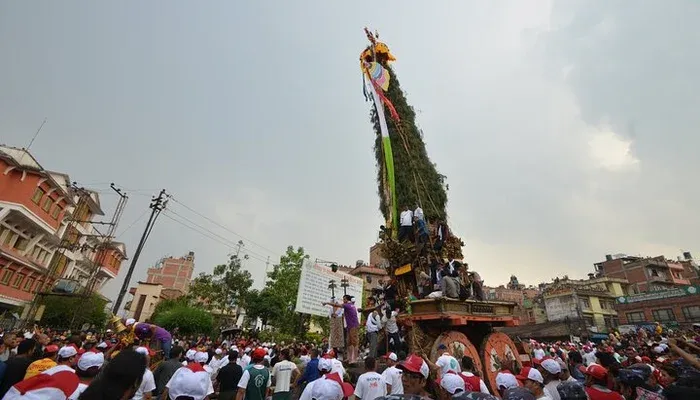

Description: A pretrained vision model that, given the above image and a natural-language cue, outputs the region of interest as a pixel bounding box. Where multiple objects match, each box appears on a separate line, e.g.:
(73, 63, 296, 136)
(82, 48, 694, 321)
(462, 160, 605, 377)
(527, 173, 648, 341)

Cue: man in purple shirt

(324, 295, 359, 363)
(130, 320, 172, 359)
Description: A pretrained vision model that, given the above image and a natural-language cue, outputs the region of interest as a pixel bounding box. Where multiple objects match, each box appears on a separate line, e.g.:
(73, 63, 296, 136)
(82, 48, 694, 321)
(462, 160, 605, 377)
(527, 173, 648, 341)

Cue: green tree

(40, 293, 107, 330)
(152, 305, 213, 336)
(150, 297, 189, 322)
(244, 288, 283, 328)
(264, 246, 309, 336)
(187, 254, 253, 313)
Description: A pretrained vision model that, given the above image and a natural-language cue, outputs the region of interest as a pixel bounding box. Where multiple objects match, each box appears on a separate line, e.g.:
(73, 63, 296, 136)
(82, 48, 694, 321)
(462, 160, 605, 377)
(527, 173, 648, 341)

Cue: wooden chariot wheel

(479, 332, 521, 394)
(429, 331, 482, 377)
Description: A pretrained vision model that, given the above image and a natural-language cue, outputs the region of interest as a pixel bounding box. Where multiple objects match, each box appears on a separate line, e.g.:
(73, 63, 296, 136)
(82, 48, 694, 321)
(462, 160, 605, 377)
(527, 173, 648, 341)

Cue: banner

(616, 285, 699, 304)
(295, 260, 364, 317)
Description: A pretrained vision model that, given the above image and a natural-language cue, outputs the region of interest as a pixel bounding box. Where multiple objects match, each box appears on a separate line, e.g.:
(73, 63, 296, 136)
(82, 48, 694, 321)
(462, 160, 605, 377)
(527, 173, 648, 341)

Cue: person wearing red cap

(236, 347, 270, 400)
(24, 344, 59, 379)
(397, 354, 431, 398)
(579, 364, 623, 400)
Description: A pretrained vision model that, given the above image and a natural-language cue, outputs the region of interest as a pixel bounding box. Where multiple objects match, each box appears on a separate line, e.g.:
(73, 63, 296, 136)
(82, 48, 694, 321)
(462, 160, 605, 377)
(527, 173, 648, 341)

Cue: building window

(627, 312, 645, 323)
(584, 317, 595, 327)
(682, 306, 700, 320)
(0, 270, 13, 285)
(31, 187, 45, 204)
(580, 298, 591, 309)
(13, 237, 29, 251)
(652, 309, 675, 322)
(11, 273, 24, 288)
(42, 197, 54, 212)
(23, 277, 34, 292)
(51, 206, 61, 220)
(3, 231, 15, 246)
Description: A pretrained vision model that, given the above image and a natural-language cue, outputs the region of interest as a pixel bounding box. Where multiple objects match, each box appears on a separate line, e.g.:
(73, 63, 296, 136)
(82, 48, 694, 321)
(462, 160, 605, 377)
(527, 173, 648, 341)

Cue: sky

(2, 1, 699, 303)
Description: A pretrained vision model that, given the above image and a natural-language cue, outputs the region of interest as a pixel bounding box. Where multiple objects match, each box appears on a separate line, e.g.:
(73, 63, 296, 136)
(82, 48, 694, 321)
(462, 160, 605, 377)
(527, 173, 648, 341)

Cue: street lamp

(340, 277, 349, 296)
(328, 280, 337, 299)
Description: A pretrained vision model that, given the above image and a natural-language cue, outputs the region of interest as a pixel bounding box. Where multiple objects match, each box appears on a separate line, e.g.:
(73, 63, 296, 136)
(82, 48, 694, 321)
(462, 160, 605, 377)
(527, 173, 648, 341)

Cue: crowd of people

(0, 317, 696, 399)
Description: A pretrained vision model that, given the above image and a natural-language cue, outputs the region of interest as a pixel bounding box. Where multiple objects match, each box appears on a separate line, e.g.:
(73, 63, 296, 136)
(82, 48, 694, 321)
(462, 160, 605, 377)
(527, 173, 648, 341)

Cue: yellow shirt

(24, 358, 57, 379)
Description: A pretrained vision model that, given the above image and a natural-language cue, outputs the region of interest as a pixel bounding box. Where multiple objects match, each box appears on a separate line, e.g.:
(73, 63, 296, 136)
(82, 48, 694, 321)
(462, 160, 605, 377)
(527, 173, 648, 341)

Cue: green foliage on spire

(371, 65, 448, 224)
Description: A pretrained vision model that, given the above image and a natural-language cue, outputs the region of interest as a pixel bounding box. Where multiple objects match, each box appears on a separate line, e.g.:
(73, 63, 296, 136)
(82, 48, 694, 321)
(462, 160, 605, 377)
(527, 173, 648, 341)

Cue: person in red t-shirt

(579, 364, 623, 400)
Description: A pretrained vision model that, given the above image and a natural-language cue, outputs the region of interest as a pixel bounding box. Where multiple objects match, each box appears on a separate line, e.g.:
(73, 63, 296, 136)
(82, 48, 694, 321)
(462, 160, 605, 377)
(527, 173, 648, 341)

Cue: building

(0, 145, 126, 317)
(678, 252, 700, 285)
(146, 252, 195, 294)
(125, 282, 165, 321)
(521, 297, 548, 325)
(594, 254, 691, 294)
(541, 275, 628, 333)
(347, 264, 389, 305)
(616, 285, 700, 328)
(369, 243, 388, 268)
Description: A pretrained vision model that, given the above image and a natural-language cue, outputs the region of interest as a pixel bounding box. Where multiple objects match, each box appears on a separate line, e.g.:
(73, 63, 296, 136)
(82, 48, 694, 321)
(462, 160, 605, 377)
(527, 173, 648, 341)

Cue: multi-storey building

(678, 252, 700, 285)
(146, 252, 195, 294)
(594, 254, 691, 294)
(541, 276, 628, 333)
(0, 145, 126, 317)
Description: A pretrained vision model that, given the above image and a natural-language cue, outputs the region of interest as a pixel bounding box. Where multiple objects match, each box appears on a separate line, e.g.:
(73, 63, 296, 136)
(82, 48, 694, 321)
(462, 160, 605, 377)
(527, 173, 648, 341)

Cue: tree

(263, 246, 309, 336)
(187, 254, 253, 313)
(150, 297, 189, 322)
(244, 288, 283, 327)
(152, 305, 213, 336)
(40, 293, 107, 330)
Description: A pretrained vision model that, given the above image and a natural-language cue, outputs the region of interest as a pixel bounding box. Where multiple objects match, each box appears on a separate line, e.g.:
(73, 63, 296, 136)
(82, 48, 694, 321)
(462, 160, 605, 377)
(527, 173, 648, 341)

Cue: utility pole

(112, 189, 169, 314)
(235, 240, 245, 257)
(265, 256, 270, 280)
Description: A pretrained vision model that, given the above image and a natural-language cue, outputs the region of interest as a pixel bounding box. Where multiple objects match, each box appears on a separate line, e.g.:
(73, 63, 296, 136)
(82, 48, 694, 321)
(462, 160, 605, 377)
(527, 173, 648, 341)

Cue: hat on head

(58, 346, 77, 359)
(167, 363, 211, 400)
(3, 365, 80, 400)
(77, 351, 104, 371)
(310, 372, 354, 400)
(398, 354, 429, 379)
(578, 364, 608, 380)
(44, 345, 59, 354)
(541, 359, 562, 375)
(318, 358, 333, 372)
(215, 348, 223, 355)
(252, 347, 267, 360)
(125, 318, 136, 326)
(136, 347, 155, 357)
(384, 352, 398, 362)
(185, 349, 197, 360)
(516, 366, 544, 384)
(436, 372, 465, 394)
(96, 342, 108, 349)
(496, 372, 519, 389)
(194, 351, 209, 363)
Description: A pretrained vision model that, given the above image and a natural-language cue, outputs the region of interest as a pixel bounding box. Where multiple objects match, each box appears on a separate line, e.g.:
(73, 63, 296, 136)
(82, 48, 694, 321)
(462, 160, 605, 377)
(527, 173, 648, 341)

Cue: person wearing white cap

(184, 348, 197, 366)
(3, 363, 80, 400)
(516, 367, 552, 399)
(540, 359, 562, 400)
(309, 372, 354, 400)
(237, 348, 251, 369)
(354, 357, 386, 400)
(495, 371, 519, 397)
(165, 363, 214, 400)
(132, 347, 156, 400)
(436, 372, 466, 397)
(298, 357, 334, 400)
(381, 352, 403, 395)
(72, 351, 105, 399)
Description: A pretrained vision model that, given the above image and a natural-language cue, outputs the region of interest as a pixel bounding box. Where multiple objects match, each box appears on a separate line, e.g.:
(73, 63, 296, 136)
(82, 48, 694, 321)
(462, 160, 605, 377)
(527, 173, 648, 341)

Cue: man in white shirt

(365, 300, 382, 358)
(414, 204, 424, 221)
(533, 343, 546, 360)
(381, 353, 403, 395)
(354, 356, 387, 400)
(433, 344, 461, 376)
(271, 349, 299, 400)
(382, 308, 401, 353)
(238, 348, 251, 369)
(398, 205, 414, 243)
(132, 347, 156, 400)
(582, 346, 597, 366)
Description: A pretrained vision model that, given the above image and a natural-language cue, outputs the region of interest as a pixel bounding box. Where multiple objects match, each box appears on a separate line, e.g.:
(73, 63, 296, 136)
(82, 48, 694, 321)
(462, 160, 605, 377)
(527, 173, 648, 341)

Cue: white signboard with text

(295, 260, 364, 318)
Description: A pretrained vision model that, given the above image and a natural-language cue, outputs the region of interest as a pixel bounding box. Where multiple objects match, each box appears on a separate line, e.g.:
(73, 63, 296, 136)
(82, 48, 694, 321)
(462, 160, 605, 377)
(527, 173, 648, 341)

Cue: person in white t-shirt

(533, 343, 546, 360)
(271, 349, 299, 400)
(381, 352, 403, 395)
(398, 205, 414, 242)
(425, 344, 461, 377)
(582, 346, 597, 366)
(354, 356, 386, 400)
(132, 347, 156, 400)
